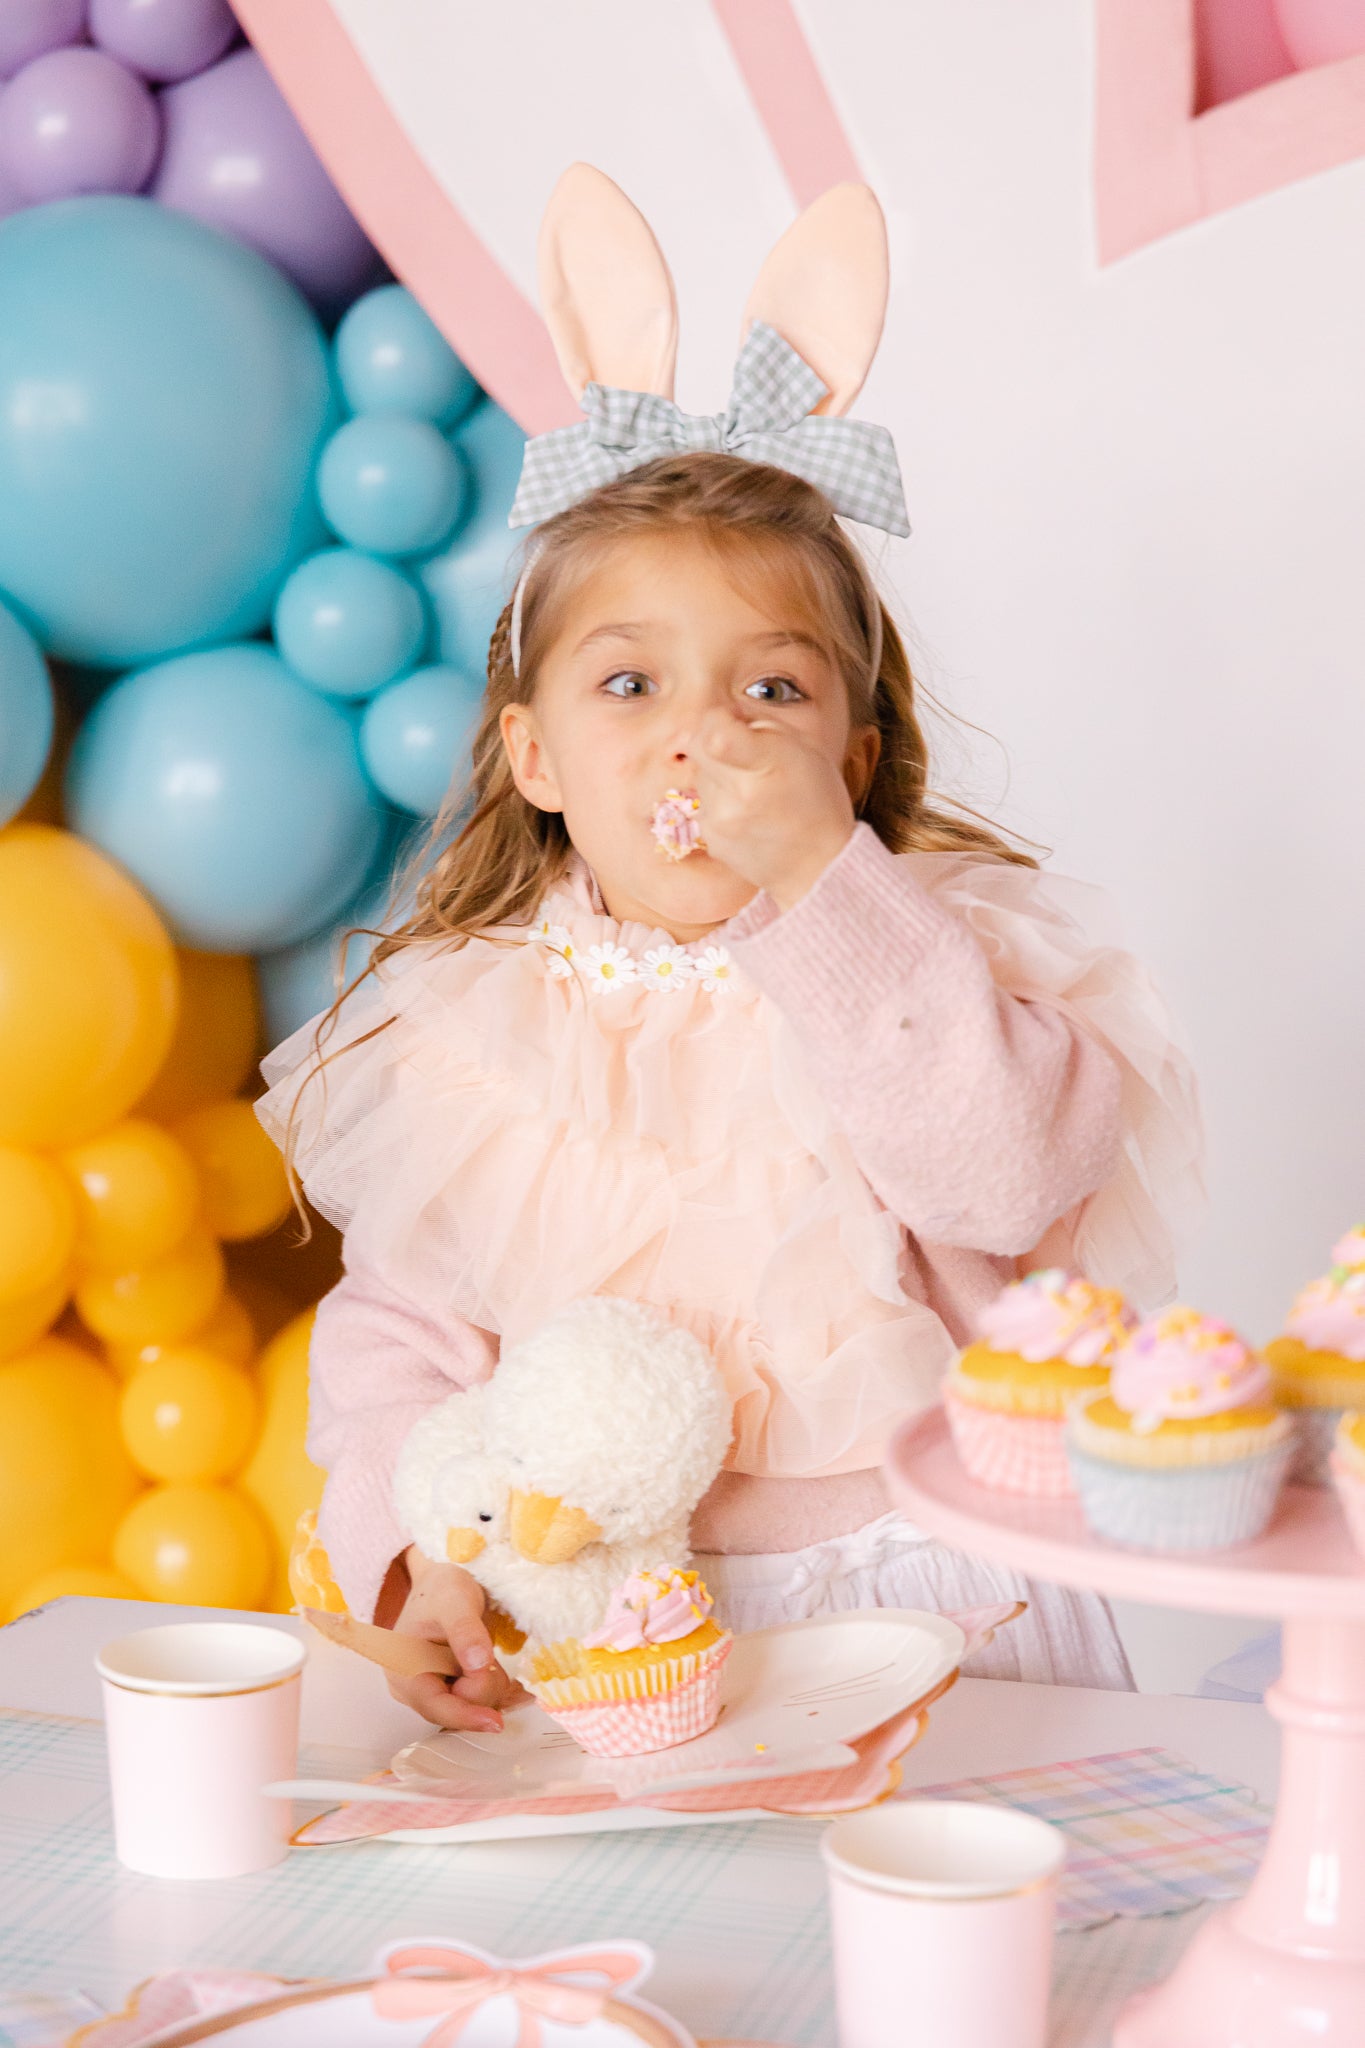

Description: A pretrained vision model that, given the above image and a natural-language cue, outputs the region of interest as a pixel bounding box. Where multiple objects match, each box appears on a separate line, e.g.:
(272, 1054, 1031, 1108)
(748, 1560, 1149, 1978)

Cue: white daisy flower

(695, 944, 736, 994)
(532, 916, 570, 948)
(640, 944, 694, 994)
(544, 945, 576, 980)
(584, 942, 638, 995)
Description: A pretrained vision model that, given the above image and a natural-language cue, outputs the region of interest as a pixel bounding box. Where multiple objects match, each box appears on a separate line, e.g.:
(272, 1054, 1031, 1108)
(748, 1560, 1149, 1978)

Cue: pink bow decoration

(372, 1944, 642, 2048)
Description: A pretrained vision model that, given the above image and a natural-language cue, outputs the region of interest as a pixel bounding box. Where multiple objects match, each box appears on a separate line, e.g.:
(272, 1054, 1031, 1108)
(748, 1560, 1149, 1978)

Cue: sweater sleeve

(308, 1261, 498, 1621)
(726, 825, 1123, 1259)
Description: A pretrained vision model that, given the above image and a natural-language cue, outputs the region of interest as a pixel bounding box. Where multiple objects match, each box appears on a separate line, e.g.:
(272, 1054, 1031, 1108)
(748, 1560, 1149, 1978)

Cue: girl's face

(500, 532, 875, 940)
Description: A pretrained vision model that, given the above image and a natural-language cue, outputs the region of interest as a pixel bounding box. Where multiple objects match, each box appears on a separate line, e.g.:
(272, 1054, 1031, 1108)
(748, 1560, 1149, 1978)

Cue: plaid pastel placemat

(0, 1994, 103, 2047)
(916, 1745, 1270, 1931)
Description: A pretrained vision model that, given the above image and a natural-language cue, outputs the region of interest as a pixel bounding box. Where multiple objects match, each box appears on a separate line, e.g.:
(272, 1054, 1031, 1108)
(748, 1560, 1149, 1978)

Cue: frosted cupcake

(944, 1269, 1135, 1496)
(1265, 1228, 1365, 1484)
(1067, 1307, 1295, 1551)
(527, 1567, 732, 1757)
(1330, 1413, 1365, 1560)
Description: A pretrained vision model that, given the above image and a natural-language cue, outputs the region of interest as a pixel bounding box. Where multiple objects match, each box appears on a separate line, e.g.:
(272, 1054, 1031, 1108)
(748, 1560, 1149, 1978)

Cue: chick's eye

(477, 1512, 493, 1524)
(602, 670, 657, 699)
(745, 675, 804, 703)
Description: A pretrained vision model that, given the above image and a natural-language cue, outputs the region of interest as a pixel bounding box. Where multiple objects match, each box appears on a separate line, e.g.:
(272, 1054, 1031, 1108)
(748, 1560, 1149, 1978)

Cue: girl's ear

(740, 183, 890, 417)
(538, 162, 679, 404)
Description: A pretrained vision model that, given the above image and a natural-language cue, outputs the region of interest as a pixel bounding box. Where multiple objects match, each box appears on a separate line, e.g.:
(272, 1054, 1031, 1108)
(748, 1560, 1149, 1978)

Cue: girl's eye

(602, 671, 657, 698)
(745, 675, 805, 704)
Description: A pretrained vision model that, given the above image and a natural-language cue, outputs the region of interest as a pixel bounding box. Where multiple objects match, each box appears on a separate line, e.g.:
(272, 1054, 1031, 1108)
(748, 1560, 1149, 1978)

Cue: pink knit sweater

(270, 826, 1201, 1620)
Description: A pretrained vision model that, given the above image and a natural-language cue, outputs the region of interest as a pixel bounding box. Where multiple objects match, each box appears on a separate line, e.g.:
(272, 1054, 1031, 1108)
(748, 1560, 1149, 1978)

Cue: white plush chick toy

(394, 1297, 733, 1647)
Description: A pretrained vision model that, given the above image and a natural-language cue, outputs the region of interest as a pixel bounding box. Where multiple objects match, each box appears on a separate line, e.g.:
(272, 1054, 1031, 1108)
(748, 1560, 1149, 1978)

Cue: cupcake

(943, 1269, 1135, 1496)
(1265, 1228, 1365, 1484)
(1330, 1413, 1365, 1559)
(1067, 1306, 1295, 1551)
(526, 1567, 732, 1757)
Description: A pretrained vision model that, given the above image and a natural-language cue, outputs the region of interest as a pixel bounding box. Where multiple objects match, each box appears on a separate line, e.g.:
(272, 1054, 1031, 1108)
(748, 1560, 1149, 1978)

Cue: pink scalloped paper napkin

(293, 1603, 1023, 1847)
(915, 1746, 1271, 1931)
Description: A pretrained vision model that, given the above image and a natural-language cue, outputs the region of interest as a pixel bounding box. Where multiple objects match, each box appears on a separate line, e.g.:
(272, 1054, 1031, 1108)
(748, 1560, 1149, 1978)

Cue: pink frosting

(584, 1568, 715, 1652)
(975, 1267, 1134, 1367)
(1109, 1306, 1271, 1432)
(651, 790, 704, 861)
(1332, 1226, 1365, 1272)
(1284, 1267, 1365, 1362)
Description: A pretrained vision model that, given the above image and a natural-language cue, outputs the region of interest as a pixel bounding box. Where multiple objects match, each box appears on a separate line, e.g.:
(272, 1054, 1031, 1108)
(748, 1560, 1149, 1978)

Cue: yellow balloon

(10, 1564, 142, 1618)
(113, 1483, 272, 1608)
(239, 1310, 323, 1558)
(0, 1277, 69, 1361)
(108, 1290, 255, 1378)
(0, 1149, 76, 1305)
(75, 1227, 224, 1347)
(172, 1100, 291, 1242)
(0, 1338, 141, 1616)
(119, 1347, 258, 1483)
(0, 824, 178, 1148)
(137, 951, 259, 1123)
(58, 1118, 201, 1273)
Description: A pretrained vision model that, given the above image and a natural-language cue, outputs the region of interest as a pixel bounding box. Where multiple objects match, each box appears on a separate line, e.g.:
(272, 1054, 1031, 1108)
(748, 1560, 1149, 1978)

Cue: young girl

(257, 169, 1202, 1733)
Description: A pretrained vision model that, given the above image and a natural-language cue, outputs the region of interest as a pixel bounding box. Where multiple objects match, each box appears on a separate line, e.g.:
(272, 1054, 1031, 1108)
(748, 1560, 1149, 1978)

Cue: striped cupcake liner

(944, 1381, 1076, 1497)
(1067, 1438, 1294, 1551)
(1331, 1452, 1365, 1561)
(540, 1649, 729, 1756)
(1285, 1404, 1344, 1486)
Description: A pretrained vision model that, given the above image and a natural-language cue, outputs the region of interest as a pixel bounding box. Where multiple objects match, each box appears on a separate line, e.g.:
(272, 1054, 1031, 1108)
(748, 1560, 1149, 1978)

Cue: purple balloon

(89, 0, 237, 84)
(153, 48, 378, 318)
(0, 46, 160, 200)
(0, 0, 86, 80)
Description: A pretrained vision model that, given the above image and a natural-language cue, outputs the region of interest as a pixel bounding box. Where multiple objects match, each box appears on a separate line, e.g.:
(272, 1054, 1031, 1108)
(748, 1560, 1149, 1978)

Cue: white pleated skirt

(695, 1512, 1134, 1691)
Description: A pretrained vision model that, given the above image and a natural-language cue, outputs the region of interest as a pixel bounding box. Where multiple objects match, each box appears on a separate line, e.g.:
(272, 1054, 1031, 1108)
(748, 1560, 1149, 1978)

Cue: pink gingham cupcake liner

(540, 1640, 731, 1757)
(943, 1379, 1076, 1498)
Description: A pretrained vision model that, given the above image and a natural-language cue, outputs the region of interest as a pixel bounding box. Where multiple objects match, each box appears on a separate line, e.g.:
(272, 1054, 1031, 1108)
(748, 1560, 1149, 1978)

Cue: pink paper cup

(97, 1622, 305, 1879)
(821, 1800, 1063, 2048)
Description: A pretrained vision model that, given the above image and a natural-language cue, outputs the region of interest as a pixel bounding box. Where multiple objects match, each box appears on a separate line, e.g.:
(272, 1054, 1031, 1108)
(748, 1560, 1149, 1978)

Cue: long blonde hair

(283, 453, 1036, 1203)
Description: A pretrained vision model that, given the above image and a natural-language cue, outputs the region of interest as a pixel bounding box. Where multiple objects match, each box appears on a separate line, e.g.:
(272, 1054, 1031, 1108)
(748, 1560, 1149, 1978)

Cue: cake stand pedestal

(886, 1409, 1365, 2047)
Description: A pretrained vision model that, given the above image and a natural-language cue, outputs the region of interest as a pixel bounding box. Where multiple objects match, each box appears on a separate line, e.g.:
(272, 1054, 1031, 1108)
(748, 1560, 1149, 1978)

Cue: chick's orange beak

(508, 1489, 602, 1563)
(445, 1527, 485, 1565)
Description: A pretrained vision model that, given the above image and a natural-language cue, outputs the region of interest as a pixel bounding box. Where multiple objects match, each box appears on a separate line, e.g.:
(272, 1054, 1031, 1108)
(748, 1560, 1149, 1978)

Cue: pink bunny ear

(537, 162, 679, 404)
(741, 183, 890, 417)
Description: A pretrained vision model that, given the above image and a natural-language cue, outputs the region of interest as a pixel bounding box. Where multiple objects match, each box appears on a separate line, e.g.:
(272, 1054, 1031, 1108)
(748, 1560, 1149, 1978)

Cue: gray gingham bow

(508, 321, 909, 535)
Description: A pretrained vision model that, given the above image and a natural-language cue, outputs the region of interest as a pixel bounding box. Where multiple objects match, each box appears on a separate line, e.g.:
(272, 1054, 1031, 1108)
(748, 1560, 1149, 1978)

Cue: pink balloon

(0, 0, 86, 81)
(0, 47, 160, 200)
(152, 47, 378, 317)
(1272, 0, 1365, 64)
(89, 0, 237, 84)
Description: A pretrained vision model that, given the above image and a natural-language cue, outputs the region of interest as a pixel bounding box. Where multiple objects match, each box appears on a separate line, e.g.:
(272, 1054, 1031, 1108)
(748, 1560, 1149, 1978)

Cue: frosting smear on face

(651, 789, 705, 862)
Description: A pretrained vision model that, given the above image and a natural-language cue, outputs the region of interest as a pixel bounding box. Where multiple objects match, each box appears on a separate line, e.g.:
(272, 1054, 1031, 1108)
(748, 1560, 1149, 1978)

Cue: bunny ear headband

(507, 163, 909, 674)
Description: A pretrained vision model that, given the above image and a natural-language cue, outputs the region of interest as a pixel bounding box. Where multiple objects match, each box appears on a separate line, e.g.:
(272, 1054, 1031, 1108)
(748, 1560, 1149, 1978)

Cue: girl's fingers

(387, 1667, 504, 1732)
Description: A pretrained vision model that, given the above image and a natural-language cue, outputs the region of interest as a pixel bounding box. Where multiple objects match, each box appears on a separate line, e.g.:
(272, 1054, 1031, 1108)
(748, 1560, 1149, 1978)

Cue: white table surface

(0, 1597, 1280, 2047)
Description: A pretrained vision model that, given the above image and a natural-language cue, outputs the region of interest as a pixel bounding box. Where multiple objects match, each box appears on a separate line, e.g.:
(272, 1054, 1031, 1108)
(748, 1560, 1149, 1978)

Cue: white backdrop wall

(325, 0, 1365, 1337)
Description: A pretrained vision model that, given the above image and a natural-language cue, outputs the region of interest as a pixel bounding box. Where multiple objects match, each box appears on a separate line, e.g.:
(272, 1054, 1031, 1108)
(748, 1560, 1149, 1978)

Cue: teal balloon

(317, 415, 468, 557)
(273, 546, 427, 699)
(65, 643, 384, 951)
(256, 821, 420, 1044)
(417, 400, 526, 682)
(0, 597, 54, 824)
(359, 663, 481, 816)
(334, 284, 479, 425)
(0, 196, 333, 665)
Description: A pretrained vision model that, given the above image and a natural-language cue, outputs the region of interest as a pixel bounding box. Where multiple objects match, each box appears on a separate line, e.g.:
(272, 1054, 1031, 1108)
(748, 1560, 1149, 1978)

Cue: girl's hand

(689, 706, 859, 911)
(387, 1547, 521, 1731)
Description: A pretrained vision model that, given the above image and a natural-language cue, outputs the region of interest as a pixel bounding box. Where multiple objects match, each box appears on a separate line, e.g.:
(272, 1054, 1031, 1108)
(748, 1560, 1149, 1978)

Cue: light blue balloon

(256, 816, 424, 1043)
(359, 662, 482, 816)
(416, 400, 527, 682)
(334, 284, 479, 425)
(317, 415, 468, 558)
(0, 195, 333, 665)
(273, 546, 427, 699)
(65, 643, 385, 951)
(0, 596, 53, 824)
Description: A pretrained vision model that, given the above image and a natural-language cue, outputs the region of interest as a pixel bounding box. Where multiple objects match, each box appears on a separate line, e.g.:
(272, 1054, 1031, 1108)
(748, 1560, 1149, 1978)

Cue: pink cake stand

(886, 1408, 1365, 2047)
